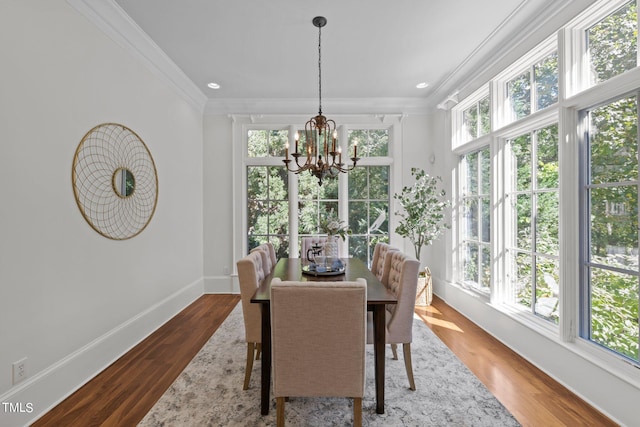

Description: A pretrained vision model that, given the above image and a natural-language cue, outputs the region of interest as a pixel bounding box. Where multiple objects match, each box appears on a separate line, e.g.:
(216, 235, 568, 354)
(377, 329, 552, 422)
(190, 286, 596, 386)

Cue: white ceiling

(103, 0, 592, 109)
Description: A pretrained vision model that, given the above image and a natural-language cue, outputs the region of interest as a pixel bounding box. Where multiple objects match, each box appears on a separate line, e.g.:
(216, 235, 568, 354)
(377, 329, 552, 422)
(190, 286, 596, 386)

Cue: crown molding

(204, 97, 431, 116)
(430, 0, 597, 107)
(67, 0, 208, 113)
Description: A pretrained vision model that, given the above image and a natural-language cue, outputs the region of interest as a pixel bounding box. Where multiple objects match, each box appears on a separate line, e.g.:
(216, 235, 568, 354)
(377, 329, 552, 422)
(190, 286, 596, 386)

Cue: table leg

(373, 304, 386, 414)
(260, 303, 271, 415)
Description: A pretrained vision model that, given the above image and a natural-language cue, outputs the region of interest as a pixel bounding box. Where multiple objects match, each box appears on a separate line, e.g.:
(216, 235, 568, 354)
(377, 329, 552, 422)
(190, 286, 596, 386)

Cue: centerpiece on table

(319, 210, 351, 260)
(394, 167, 450, 305)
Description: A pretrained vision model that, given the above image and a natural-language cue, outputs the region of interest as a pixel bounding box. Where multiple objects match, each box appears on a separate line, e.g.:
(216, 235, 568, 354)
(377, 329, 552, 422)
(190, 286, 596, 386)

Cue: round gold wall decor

(72, 123, 158, 240)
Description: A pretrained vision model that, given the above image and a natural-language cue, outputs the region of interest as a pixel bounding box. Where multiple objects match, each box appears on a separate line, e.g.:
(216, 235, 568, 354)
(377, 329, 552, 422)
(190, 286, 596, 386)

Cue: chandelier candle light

(283, 16, 359, 185)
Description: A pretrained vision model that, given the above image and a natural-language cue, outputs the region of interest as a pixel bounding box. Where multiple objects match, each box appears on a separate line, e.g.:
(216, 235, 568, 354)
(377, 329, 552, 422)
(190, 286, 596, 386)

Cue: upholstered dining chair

(370, 242, 398, 282)
(250, 242, 277, 275)
(270, 278, 367, 427)
(367, 250, 420, 391)
(300, 236, 331, 260)
(236, 250, 266, 390)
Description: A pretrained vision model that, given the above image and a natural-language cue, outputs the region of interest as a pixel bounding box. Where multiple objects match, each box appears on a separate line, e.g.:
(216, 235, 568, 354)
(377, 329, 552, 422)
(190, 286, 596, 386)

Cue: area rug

(139, 303, 520, 426)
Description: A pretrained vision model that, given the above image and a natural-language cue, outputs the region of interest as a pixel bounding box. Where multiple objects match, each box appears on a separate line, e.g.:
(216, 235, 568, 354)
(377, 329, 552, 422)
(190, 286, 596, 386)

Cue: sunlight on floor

(414, 306, 465, 333)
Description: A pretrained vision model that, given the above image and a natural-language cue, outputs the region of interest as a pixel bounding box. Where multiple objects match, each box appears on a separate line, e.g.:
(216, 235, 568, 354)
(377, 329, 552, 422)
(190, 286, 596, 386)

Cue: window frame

(233, 115, 399, 265)
(493, 35, 558, 129)
(450, 0, 640, 382)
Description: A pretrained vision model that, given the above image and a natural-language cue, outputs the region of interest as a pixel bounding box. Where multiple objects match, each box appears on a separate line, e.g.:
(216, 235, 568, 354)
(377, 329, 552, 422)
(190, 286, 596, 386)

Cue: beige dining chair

(250, 242, 277, 274)
(370, 242, 398, 282)
(270, 278, 367, 427)
(300, 236, 329, 260)
(367, 250, 420, 391)
(236, 250, 266, 390)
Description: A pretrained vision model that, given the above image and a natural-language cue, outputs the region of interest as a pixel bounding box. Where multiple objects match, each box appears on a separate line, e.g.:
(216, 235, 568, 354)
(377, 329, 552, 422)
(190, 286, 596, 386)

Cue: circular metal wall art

(72, 123, 158, 240)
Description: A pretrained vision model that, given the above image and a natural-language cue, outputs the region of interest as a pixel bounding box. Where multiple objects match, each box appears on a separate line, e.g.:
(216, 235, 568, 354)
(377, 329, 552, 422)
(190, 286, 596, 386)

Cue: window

(462, 96, 491, 143)
(347, 129, 389, 157)
(460, 147, 491, 292)
(244, 125, 392, 265)
(348, 166, 390, 264)
(452, 86, 490, 148)
(587, 1, 638, 85)
(506, 124, 559, 323)
(449, 0, 640, 382)
(506, 51, 558, 123)
(298, 171, 339, 244)
(582, 94, 639, 362)
(347, 129, 391, 264)
(246, 130, 290, 258)
(248, 129, 287, 157)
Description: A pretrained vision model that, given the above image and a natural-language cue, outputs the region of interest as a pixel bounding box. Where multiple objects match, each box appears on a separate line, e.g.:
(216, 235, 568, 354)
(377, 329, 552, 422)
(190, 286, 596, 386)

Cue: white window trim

(493, 34, 558, 130)
(451, 85, 490, 151)
(449, 0, 640, 393)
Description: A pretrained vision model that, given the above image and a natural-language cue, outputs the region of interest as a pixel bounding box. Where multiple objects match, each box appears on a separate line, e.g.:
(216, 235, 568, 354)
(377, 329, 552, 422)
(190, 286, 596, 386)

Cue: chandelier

(283, 16, 359, 186)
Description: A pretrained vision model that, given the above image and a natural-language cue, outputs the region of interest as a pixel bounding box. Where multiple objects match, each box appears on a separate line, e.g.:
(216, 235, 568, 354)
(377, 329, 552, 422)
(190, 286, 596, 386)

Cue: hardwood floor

(32, 293, 615, 426)
(31, 294, 240, 427)
(415, 296, 616, 427)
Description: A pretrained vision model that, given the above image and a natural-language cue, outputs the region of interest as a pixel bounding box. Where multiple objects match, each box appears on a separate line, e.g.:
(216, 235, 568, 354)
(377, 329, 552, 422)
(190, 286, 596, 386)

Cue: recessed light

(416, 82, 429, 89)
(207, 82, 220, 89)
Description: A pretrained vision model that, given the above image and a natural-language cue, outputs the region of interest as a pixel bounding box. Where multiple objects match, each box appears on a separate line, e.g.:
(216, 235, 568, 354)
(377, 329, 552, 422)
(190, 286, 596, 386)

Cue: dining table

(250, 257, 397, 415)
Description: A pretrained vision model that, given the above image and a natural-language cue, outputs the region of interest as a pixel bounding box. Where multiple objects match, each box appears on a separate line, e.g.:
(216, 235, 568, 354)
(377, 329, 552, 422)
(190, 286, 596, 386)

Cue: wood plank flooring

(414, 297, 616, 427)
(31, 294, 240, 427)
(32, 294, 615, 426)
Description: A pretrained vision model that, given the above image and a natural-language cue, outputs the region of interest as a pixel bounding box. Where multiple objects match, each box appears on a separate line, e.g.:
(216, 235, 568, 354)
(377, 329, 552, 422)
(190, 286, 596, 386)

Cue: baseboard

(204, 275, 237, 294)
(1, 279, 203, 427)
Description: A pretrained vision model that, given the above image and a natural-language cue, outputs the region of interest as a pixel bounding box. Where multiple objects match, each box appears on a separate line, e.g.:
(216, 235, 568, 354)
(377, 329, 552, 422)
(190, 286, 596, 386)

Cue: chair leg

(353, 397, 362, 427)
(391, 343, 398, 360)
(243, 343, 255, 390)
(256, 343, 262, 360)
(276, 397, 285, 427)
(402, 343, 416, 391)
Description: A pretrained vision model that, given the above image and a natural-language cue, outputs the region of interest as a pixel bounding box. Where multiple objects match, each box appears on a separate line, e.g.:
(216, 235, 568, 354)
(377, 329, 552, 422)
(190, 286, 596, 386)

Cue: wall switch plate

(12, 358, 27, 384)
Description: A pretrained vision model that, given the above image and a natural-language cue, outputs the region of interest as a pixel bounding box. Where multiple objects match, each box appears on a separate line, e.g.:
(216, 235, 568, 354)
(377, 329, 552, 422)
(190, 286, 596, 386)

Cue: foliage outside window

(587, 1, 638, 85)
(582, 95, 639, 362)
(349, 166, 390, 265)
(506, 124, 559, 323)
(247, 165, 289, 259)
(348, 129, 389, 157)
(450, 0, 640, 372)
(461, 147, 491, 292)
(506, 52, 558, 122)
(248, 129, 288, 157)
(298, 170, 339, 247)
(246, 127, 391, 265)
(462, 96, 491, 143)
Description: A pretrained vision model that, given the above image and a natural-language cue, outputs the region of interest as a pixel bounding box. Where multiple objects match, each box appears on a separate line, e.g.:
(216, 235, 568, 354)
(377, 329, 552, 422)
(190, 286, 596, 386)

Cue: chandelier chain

(318, 23, 322, 115)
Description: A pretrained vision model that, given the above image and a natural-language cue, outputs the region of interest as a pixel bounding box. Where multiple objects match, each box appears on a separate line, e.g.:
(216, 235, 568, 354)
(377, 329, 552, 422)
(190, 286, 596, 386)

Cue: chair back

(250, 244, 273, 275)
(270, 278, 367, 398)
(385, 251, 420, 344)
(300, 236, 330, 260)
(236, 251, 265, 344)
(371, 242, 398, 282)
(249, 242, 278, 275)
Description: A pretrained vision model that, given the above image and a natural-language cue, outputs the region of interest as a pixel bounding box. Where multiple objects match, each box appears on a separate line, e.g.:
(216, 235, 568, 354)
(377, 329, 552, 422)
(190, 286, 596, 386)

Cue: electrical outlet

(223, 266, 230, 275)
(12, 358, 27, 384)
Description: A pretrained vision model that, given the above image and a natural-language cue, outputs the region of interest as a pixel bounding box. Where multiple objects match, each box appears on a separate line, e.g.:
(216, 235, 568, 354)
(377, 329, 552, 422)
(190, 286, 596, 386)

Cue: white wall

(0, 1, 204, 425)
(202, 115, 235, 293)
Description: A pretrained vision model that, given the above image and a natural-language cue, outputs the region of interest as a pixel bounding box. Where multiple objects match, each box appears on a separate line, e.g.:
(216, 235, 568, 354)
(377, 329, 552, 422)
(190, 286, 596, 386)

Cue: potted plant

(394, 167, 450, 305)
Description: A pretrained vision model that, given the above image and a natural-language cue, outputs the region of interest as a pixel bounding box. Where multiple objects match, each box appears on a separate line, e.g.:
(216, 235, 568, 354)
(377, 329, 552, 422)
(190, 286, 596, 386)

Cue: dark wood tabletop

(251, 257, 397, 305)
